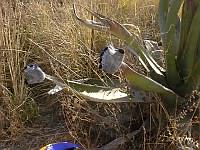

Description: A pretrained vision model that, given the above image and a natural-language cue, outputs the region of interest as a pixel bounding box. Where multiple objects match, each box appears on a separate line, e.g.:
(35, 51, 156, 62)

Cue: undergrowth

(0, 0, 199, 149)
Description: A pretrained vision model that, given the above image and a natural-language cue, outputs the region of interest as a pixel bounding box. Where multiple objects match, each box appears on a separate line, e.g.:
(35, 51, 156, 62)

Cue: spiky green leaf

(121, 63, 177, 106)
(164, 0, 183, 86)
(47, 78, 147, 103)
(178, 0, 199, 60)
(159, 0, 169, 43)
(179, 3, 200, 81)
(178, 56, 200, 95)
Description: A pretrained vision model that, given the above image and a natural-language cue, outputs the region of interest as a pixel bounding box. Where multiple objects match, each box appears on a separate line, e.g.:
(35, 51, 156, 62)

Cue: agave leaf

(165, 0, 183, 34)
(125, 45, 150, 72)
(178, 58, 200, 95)
(121, 63, 177, 103)
(143, 40, 165, 71)
(163, 0, 183, 86)
(49, 80, 150, 103)
(121, 63, 185, 107)
(126, 38, 166, 79)
(184, 43, 200, 84)
(179, 4, 200, 80)
(188, 59, 200, 88)
(78, 87, 129, 103)
(177, 1, 192, 60)
(73, 4, 166, 80)
(177, 0, 199, 66)
(140, 49, 164, 75)
(74, 78, 121, 87)
(159, 0, 169, 43)
(165, 0, 183, 49)
(48, 81, 130, 102)
(47, 76, 147, 103)
(144, 40, 160, 53)
(174, 16, 181, 51)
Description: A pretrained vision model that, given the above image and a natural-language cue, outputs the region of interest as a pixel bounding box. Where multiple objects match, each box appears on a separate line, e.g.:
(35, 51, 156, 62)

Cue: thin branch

(95, 119, 148, 150)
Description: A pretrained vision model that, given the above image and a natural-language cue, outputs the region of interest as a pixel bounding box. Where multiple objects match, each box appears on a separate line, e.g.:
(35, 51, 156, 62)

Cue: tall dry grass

(2, 0, 194, 149)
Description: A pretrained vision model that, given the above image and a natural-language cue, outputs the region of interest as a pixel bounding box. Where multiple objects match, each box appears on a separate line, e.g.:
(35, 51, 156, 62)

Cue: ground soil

(0, 93, 72, 150)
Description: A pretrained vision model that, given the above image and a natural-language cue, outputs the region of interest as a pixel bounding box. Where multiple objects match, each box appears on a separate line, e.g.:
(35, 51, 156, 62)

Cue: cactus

(24, 0, 199, 108)
(70, 0, 200, 108)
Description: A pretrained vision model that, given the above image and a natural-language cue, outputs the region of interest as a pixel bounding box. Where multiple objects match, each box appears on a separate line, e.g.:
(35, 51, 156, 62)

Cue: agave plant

(69, 0, 200, 109)
(24, 1, 199, 109)
(23, 1, 199, 147)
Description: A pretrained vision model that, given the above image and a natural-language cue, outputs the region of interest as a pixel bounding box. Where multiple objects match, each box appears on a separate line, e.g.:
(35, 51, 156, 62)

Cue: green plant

(30, 0, 199, 109)
(65, 2, 199, 147)
(64, 0, 200, 109)
(19, 0, 199, 148)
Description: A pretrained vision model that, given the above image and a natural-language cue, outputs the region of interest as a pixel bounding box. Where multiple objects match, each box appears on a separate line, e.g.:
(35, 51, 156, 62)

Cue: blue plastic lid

(40, 142, 80, 150)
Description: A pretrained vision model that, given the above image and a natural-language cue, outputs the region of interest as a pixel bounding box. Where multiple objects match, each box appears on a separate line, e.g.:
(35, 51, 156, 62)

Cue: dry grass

(0, 0, 199, 150)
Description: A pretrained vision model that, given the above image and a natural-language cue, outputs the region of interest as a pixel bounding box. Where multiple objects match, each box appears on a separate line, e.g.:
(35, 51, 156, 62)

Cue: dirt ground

(0, 93, 74, 150)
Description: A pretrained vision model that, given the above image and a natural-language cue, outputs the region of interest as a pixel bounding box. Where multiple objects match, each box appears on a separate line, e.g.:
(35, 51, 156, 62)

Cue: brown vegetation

(0, 0, 199, 150)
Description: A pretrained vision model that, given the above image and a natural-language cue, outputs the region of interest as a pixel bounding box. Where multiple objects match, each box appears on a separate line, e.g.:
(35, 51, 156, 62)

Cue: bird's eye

(29, 64, 34, 67)
(23, 66, 27, 70)
(118, 49, 124, 54)
(104, 47, 108, 51)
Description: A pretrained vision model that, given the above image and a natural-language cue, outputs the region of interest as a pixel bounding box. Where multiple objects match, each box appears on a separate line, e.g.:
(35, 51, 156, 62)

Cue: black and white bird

(99, 44, 124, 74)
(23, 63, 66, 94)
(23, 63, 46, 84)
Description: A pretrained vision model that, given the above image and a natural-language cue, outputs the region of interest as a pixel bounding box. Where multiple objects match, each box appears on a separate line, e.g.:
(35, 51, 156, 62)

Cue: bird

(99, 44, 124, 74)
(23, 63, 46, 84)
(23, 63, 67, 94)
(39, 141, 81, 150)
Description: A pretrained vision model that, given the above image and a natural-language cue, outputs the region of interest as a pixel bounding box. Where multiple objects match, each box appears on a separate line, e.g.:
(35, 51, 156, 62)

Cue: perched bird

(23, 63, 67, 94)
(99, 44, 124, 74)
(39, 141, 81, 150)
(23, 63, 46, 84)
